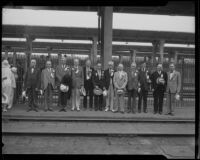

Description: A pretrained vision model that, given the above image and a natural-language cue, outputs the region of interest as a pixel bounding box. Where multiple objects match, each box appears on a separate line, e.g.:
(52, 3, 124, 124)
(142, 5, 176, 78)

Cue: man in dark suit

(59, 70, 72, 112)
(104, 61, 115, 112)
(83, 59, 94, 111)
(93, 63, 105, 111)
(41, 60, 56, 112)
(150, 63, 168, 114)
(24, 59, 41, 112)
(138, 62, 151, 113)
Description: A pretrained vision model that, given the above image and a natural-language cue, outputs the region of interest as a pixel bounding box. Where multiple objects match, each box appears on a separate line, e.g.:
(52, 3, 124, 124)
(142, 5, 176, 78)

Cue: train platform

(2, 104, 195, 121)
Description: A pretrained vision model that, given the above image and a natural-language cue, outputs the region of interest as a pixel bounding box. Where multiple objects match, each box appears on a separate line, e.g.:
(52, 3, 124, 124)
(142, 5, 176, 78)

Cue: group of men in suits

(23, 57, 181, 116)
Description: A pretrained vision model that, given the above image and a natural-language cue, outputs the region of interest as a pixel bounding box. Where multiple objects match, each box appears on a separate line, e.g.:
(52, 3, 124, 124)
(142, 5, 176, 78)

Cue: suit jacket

(104, 69, 115, 90)
(71, 66, 83, 89)
(61, 73, 72, 99)
(113, 71, 128, 90)
(83, 66, 94, 89)
(55, 65, 71, 85)
(127, 69, 139, 91)
(41, 68, 56, 90)
(150, 70, 168, 92)
(24, 67, 41, 89)
(93, 70, 105, 90)
(138, 68, 151, 91)
(166, 70, 181, 93)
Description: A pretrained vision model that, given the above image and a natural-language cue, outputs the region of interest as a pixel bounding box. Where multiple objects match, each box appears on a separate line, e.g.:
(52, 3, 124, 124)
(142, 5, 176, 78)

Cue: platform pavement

(2, 104, 195, 121)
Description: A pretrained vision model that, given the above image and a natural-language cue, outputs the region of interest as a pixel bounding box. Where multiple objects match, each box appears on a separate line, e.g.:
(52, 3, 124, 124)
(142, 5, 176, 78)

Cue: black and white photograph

(1, 2, 197, 159)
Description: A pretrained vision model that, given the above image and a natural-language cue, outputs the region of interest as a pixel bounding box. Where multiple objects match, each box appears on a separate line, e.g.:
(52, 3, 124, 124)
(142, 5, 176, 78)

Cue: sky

(2, 8, 195, 33)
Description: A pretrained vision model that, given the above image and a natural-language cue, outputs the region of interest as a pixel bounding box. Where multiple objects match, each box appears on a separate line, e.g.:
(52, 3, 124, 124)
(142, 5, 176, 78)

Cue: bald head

(74, 58, 79, 66)
(118, 63, 124, 71)
(108, 61, 114, 69)
(86, 59, 91, 67)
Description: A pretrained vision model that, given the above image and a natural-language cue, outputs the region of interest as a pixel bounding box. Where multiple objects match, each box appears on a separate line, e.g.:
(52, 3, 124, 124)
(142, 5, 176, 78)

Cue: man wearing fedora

(113, 63, 128, 114)
(165, 62, 181, 116)
(83, 59, 94, 111)
(93, 63, 105, 111)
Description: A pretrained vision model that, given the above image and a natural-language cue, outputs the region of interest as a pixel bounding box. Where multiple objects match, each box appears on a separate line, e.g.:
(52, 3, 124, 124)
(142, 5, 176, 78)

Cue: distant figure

(165, 62, 181, 116)
(24, 59, 41, 112)
(150, 63, 168, 114)
(138, 62, 151, 113)
(83, 59, 94, 111)
(41, 60, 56, 112)
(71, 58, 84, 111)
(2, 60, 16, 111)
(104, 61, 115, 112)
(127, 62, 139, 114)
(113, 63, 128, 114)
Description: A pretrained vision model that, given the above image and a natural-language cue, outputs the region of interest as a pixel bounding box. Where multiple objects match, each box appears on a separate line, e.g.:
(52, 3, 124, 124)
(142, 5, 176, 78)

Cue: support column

(4, 46, 9, 60)
(100, 7, 113, 70)
(13, 51, 17, 67)
(25, 35, 34, 72)
(91, 36, 97, 66)
(130, 50, 136, 63)
(152, 40, 159, 65)
(159, 39, 165, 64)
(119, 55, 123, 63)
(174, 51, 178, 64)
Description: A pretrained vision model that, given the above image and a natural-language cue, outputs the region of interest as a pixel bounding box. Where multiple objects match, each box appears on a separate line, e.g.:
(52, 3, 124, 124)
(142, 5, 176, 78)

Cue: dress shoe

(44, 108, 48, 112)
(159, 112, 162, 115)
(33, 108, 38, 112)
(127, 110, 131, 113)
(170, 113, 174, 116)
(48, 108, 53, 111)
(59, 108, 65, 112)
(77, 108, 80, 111)
(144, 110, 148, 113)
(71, 108, 75, 111)
(154, 112, 157, 114)
(120, 111, 124, 114)
(105, 108, 109, 112)
(138, 110, 141, 113)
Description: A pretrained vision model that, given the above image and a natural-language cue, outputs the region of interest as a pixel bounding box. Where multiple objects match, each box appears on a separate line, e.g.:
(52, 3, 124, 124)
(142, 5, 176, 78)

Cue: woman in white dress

(2, 60, 16, 111)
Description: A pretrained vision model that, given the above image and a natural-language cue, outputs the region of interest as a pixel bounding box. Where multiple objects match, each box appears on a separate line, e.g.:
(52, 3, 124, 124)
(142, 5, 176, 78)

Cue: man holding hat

(55, 56, 71, 111)
(165, 62, 181, 116)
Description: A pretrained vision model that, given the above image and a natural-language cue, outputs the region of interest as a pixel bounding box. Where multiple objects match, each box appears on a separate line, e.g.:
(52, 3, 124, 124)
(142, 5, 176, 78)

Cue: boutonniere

(96, 72, 98, 76)
(64, 66, 69, 71)
(135, 72, 137, 76)
(161, 74, 163, 78)
(102, 71, 104, 76)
